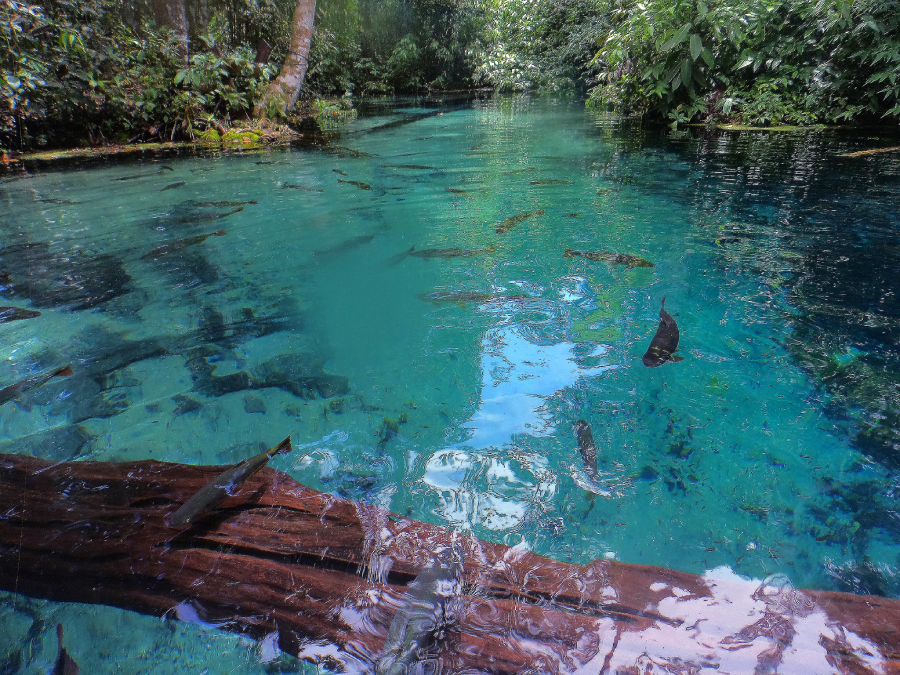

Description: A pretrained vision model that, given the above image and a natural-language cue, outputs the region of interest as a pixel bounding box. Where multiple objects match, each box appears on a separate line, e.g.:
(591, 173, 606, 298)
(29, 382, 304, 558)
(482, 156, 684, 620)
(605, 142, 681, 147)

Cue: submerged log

(1, 452, 899, 674)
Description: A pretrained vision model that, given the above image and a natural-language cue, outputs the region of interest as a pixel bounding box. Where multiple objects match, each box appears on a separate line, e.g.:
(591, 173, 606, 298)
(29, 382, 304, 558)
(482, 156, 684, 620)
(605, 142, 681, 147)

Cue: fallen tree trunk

(0, 452, 898, 674)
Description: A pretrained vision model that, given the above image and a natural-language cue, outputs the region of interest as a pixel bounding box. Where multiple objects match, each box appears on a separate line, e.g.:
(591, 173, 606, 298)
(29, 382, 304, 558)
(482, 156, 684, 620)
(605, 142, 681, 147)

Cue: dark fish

(111, 166, 174, 181)
(381, 164, 437, 170)
(575, 420, 597, 478)
(446, 187, 468, 194)
(565, 213, 581, 218)
(168, 436, 293, 526)
(596, 187, 622, 195)
(396, 152, 426, 157)
(332, 169, 349, 176)
(177, 206, 243, 223)
(386, 246, 416, 265)
(0, 364, 73, 407)
(52, 625, 79, 675)
(564, 249, 654, 269)
(420, 291, 524, 306)
(283, 184, 324, 192)
(161, 182, 186, 191)
(0, 306, 41, 324)
(530, 179, 573, 185)
(496, 209, 544, 234)
(330, 145, 374, 158)
(411, 245, 496, 259)
(338, 179, 372, 190)
(255, 161, 275, 165)
(141, 230, 226, 260)
(313, 234, 375, 257)
(376, 548, 460, 675)
(37, 198, 80, 205)
(192, 200, 257, 208)
(642, 297, 683, 367)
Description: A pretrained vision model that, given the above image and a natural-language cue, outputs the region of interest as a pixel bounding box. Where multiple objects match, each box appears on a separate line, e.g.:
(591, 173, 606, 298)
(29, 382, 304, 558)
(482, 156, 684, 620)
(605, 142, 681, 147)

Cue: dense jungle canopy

(2, 0, 899, 152)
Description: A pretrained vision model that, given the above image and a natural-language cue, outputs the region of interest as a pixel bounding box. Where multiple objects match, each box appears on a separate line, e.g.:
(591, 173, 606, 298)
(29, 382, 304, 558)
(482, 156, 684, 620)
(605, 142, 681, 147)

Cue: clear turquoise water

(2, 95, 900, 673)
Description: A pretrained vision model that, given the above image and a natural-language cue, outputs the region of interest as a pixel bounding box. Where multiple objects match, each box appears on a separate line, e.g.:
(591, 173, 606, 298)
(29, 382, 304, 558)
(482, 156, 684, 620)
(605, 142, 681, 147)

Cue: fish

(446, 187, 468, 194)
(840, 146, 900, 158)
(410, 245, 496, 259)
(283, 184, 324, 192)
(168, 436, 293, 526)
(574, 420, 597, 478)
(530, 179, 573, 185)
(312, 234, 375, 257)
(338, 179, 373, 190)
(111, 166, 173, 181)
(255, 160, 275, 165)
(642, 297, 683, 367)
(38, 198, 80, 205)
(496, 209, 544, 234)
(376, 548, 460, 675)
(161, 182, 186, 191)
(381, 164, 437, 170)
(420, 291, 524, 306)
(141, 230, 227, 260)
(0, 364, 73, 407)
(332, 169, 349, 176)
(0, 306, 41, 324)
(563, 249, 654, 268)
(52, 625, 79, 675)
(192, 200, 258, 208)
(596, 187, 622, 195)
(177, 206, 243, 223)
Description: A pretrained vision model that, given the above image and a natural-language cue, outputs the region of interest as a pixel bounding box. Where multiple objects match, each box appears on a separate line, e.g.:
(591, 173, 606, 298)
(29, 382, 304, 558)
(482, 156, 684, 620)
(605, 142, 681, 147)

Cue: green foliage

(587, 0, 900, 125)
(472, 0, 608, 92)
(1, 0, 275, 150)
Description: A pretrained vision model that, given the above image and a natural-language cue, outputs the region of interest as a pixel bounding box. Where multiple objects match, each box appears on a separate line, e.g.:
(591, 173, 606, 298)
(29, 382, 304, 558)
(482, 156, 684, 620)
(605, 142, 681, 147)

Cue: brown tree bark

(151, 0, 190, 60)
(1, 452, 899, 674)
(255, 0, 317, 117)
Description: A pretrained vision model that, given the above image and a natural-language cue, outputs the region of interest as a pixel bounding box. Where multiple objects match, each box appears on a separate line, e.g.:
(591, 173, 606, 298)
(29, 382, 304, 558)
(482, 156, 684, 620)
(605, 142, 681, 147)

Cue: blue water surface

(1, 95, 900, 673)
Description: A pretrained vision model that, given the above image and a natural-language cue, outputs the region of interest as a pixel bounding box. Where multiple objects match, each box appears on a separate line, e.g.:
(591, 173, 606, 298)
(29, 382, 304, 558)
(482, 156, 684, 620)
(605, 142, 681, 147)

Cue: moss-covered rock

(197, 129, 222, 143)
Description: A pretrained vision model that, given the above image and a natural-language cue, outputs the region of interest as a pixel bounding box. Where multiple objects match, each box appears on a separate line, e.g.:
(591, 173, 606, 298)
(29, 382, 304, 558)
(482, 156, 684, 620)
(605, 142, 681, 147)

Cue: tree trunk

(151, 0, 190, 60)
(1, 452, 900, 674)
(255, 0, 318, 117)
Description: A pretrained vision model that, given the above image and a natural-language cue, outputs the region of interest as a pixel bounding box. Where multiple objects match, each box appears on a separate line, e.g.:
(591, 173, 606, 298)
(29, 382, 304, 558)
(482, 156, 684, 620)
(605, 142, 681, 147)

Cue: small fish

(37, 198, 80, 205)
(376, 548, 460, 675)
(420, 291, 524, 306)
(168, 436, 293, 527)
(574, 420, 597, 478)
(283, 184, 324, 192)
(312, 234, 375, 257)
(496, 209, 544, 234)
(332, 169, 349, 176)
(0, 364, 73, 407)
(192, 200, 258, 208)
(111, 166, 174, 181)
(530, 179, 573, 185)
(177, 207, 243, 223)
(446, 187, 468, 194)
(338, 179, 372, 190)
(161, 182, 186, 191)
(0, 306, 41, 324)
(52, 625, 79, 675)
(596, 187, 622, 195)
(411, 245, 496, 259)
(642, 297, 683, 367)
(381, 164, 437, 170)
(330, 145, 374, 158)
(141, 230, 226, 260)
(563, 249, 654, 269)
(255, 160, 275, 165)
(840, 146, 900, 158)
(565, 213, 581, 218)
